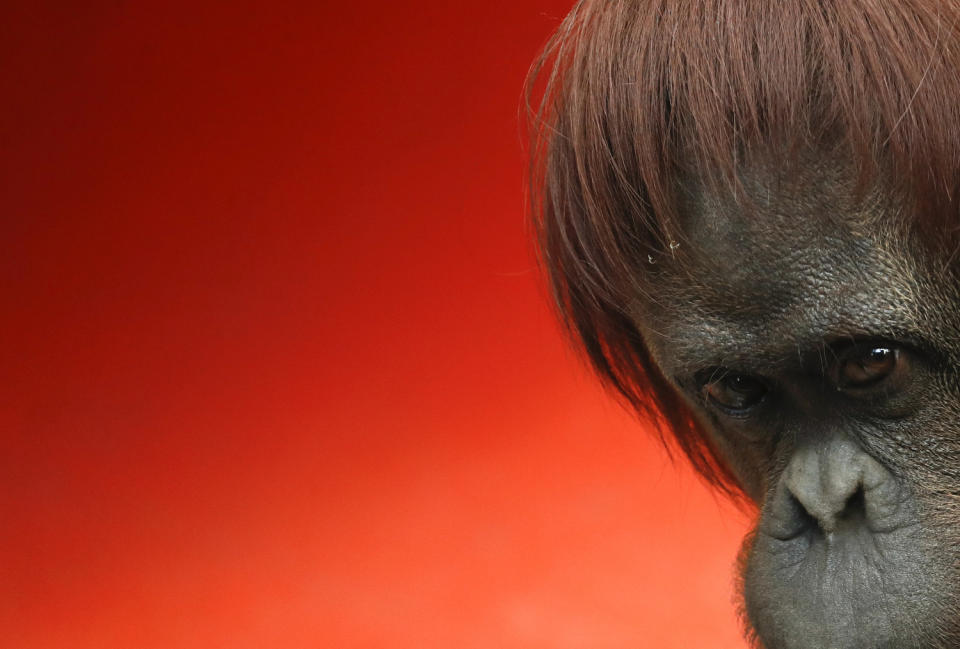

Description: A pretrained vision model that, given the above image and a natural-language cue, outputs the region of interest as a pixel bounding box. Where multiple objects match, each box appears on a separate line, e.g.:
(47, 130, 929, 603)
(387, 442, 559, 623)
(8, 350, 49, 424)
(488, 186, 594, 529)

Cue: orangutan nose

(782, 437, 896, 535)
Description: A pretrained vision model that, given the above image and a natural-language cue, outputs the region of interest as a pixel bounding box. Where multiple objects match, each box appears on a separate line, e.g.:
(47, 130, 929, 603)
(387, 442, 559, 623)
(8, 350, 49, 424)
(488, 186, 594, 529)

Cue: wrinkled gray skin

(635, 160, 960, 648)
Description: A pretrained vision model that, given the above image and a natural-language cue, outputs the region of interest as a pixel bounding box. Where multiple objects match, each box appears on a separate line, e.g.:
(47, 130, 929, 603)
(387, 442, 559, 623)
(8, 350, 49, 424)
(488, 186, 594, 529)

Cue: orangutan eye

(699, 370, 768, 414)
(834, 345, 905, 389)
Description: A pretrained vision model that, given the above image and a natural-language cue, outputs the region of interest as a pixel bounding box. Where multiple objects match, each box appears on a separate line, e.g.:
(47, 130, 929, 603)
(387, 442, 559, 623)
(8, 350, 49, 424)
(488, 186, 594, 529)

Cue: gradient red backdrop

(1, 2, 751, 647)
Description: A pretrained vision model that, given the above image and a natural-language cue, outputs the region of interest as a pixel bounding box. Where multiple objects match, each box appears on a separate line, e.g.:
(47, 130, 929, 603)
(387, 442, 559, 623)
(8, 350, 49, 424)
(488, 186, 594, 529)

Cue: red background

(1, 2, 750, 647)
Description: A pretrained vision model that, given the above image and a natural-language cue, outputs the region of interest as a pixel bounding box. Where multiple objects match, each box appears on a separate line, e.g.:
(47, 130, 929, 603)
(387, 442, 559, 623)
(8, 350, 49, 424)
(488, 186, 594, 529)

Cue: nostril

(789, 492, 819, 536)
(839, 486, 867, 524)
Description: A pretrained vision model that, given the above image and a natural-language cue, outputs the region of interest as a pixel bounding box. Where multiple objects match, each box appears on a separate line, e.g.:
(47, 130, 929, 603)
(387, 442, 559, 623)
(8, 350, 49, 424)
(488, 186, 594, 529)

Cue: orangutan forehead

(637, 166, 931, 377)
(672, 155, 898, 253)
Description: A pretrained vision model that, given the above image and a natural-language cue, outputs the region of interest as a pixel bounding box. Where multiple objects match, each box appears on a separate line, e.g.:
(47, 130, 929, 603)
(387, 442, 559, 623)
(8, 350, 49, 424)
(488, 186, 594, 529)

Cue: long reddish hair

(526, 0, 960, 496)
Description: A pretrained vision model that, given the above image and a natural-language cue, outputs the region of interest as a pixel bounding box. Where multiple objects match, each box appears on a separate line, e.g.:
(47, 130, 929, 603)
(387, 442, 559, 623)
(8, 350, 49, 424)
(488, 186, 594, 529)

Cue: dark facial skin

(635, 161, 960, 648)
